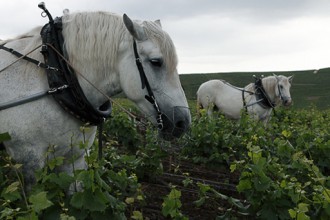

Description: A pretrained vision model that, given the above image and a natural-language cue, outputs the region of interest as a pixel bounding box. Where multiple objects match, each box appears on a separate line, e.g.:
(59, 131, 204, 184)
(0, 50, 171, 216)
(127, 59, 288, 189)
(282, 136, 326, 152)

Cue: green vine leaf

(29, 191, 53, 214)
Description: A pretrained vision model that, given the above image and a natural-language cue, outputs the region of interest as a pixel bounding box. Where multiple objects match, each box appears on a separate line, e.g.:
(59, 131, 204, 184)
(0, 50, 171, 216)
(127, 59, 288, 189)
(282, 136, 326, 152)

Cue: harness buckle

(136, 57, 141, 63)
(156, 113, 163, 130)
(41, 44, 48, 55)
(46, 65, 59, 71)
(48, 84, 68, 94)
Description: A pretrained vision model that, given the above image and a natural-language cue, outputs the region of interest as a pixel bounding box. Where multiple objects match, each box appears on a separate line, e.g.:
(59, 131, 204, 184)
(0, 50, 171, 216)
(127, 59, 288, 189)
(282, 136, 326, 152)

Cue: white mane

(262, 76, 277, 94)
(62, 11, 178, 75)
(62, 12, 126, 74)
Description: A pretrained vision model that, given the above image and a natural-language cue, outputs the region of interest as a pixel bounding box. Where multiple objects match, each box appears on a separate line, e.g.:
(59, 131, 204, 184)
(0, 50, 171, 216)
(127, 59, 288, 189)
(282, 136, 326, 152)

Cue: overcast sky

(1, 0, 330, 74)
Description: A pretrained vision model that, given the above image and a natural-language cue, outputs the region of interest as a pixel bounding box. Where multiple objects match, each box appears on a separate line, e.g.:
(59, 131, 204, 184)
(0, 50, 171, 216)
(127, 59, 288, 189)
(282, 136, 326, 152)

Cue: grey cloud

(1, 0, 330, 73)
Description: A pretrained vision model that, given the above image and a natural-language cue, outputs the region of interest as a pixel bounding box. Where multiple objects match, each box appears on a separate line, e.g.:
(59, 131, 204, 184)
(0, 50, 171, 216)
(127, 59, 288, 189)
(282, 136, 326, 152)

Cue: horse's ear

(123, 14, 147, 41)
(155, 19, 162, 28)
(63, 9, 70, 15)
(273, 73, 280, 81)
(288, 75, 294, 83)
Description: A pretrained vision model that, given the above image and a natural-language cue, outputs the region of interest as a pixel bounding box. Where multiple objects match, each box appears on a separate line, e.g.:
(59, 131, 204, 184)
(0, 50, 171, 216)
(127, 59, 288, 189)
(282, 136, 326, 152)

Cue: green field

(180, 68, 330, 109)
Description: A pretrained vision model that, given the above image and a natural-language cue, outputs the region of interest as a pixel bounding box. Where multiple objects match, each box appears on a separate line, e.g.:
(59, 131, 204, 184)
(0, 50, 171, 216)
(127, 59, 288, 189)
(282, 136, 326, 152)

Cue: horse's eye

(280, 85, 284, 89)
(149, 58, 163, 67)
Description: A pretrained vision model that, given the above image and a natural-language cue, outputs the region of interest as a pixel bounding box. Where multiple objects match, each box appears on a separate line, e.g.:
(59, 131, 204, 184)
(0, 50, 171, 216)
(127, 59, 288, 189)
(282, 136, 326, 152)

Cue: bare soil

(131, 156, 251, 220)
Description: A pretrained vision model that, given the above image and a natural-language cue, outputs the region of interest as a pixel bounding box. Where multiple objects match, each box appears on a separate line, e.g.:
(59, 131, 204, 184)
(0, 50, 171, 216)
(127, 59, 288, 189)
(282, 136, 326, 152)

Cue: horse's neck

(62, 14, 130, 107)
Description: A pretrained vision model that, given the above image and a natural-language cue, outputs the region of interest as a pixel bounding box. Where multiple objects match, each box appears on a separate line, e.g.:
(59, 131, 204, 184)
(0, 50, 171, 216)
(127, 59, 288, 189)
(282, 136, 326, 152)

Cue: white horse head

(270, 74, 293, 106)
(61, 12, 191, 139)
(122, 14, 191, 138)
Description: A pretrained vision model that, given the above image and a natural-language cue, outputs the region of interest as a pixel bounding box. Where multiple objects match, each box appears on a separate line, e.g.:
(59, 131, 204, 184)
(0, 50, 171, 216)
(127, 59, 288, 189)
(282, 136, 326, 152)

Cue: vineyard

(0, 99, 330, 219)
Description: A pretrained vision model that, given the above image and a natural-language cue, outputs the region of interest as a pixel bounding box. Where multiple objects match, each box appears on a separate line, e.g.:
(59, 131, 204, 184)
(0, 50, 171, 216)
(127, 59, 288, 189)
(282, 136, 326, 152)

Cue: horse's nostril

(175, 120, 186, 130)
(284, 99, 292, 106)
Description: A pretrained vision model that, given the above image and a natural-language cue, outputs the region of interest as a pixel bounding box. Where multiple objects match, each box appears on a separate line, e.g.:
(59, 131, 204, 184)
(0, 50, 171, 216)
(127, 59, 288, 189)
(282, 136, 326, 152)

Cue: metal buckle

(48, 85, 68, 94)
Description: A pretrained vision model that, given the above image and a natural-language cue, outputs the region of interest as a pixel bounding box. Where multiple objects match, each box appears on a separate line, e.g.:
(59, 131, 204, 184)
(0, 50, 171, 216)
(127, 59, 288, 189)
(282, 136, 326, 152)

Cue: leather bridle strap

(242, 90, 248, 113)
(0, 44, 58, 73)
(133, 40, 163, 130)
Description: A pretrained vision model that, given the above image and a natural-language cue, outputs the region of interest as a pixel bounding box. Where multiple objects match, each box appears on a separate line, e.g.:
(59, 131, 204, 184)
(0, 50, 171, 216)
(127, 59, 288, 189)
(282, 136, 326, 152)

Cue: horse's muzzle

(283, 97, 292, 106)
(159, 106, 191, 140)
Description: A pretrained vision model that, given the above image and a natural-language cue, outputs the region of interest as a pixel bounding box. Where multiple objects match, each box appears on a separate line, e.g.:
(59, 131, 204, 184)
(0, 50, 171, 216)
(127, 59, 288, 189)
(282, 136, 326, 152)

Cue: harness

(39, 16, 112, 125)
(0, 3, 164, 157)
(253, 77, 276, 109)
(0, 4, 112, 125)
(1, 3, 163, 126)
(242, 76, 279, 112)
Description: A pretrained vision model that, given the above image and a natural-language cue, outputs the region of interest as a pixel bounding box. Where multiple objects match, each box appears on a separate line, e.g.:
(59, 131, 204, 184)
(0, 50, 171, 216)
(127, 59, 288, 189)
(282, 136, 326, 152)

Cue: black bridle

(133, 41, 163, 130)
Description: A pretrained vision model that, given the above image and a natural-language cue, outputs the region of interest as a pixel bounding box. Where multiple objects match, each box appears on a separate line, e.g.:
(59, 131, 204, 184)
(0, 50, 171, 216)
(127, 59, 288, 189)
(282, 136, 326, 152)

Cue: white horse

(197, 74, 293, 122)
(0, 8, 191, 187)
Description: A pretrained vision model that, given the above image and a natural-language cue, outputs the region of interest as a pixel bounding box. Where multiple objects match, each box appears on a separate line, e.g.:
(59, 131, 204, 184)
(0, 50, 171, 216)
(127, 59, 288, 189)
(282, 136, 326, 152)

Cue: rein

(0, 44, 44, 73)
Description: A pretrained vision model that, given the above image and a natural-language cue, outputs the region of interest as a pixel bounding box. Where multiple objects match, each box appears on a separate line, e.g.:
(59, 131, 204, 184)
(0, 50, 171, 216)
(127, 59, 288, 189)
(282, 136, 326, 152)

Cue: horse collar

(254, 78, 276, 109)
(39, 14, 112, 125)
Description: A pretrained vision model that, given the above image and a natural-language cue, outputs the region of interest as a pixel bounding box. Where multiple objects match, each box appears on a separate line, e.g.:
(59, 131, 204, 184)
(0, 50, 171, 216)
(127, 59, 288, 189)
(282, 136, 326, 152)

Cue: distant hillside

(180, 68, 330, 109)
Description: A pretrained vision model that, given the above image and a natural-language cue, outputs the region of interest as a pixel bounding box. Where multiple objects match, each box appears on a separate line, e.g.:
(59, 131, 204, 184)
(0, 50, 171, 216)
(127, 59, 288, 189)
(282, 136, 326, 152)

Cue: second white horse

(197, 74, 293, 122)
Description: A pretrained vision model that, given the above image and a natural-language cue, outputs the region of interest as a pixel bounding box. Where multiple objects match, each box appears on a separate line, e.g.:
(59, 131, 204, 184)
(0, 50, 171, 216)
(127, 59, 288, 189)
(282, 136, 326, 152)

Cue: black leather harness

(242, 76, 278, 113)
(253, 77, 276, 109)
(39, 16, 112, 125)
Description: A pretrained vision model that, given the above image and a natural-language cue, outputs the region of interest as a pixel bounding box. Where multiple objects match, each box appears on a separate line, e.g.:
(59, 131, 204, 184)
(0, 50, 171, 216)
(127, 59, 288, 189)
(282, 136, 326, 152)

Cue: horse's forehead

(143, 22, 178, 72)
(278, 77, 290, 86)
(141, 40, 161, 55)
